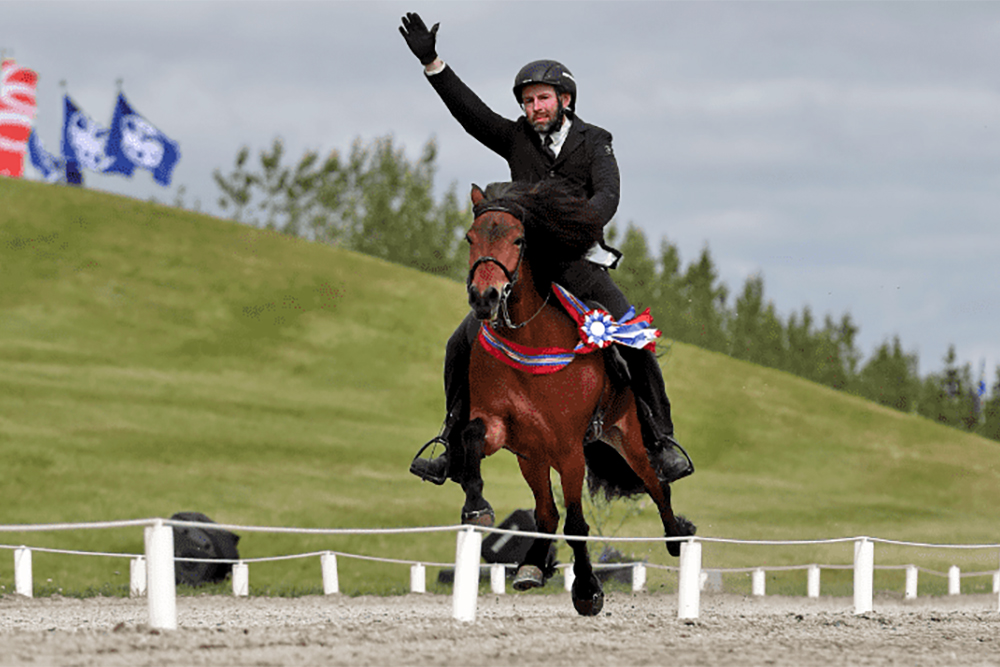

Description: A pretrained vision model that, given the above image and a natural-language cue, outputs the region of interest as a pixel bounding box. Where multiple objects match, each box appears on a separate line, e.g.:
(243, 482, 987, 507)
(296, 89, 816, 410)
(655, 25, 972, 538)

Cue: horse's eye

(513, 237, 525, 247)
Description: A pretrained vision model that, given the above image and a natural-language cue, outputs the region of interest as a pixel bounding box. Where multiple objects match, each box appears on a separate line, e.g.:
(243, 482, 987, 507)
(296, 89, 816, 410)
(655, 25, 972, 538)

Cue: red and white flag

(0, 59, 39, 178)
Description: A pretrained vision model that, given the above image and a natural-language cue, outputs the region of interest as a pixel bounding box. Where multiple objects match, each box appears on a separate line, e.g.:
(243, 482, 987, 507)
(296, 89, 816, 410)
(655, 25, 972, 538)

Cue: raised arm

(400, 12, 516, 158)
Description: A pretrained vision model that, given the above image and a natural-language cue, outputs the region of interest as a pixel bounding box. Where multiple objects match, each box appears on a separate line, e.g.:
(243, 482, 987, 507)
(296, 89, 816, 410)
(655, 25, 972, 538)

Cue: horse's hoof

(512, 565, 544, 591)
(572, 586, 604, 616)
(461, 506, 495, 527)
(667, 540, 681, 558)
(666, 515, 697, 558)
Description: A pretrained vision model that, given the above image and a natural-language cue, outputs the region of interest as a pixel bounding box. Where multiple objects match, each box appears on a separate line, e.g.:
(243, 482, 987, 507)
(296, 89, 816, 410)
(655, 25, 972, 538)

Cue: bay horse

(457, 181, 695, 616)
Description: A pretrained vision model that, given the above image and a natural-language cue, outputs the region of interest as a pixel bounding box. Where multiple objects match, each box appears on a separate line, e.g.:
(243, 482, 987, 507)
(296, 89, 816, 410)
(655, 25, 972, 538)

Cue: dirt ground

(1, 591, 999, 667)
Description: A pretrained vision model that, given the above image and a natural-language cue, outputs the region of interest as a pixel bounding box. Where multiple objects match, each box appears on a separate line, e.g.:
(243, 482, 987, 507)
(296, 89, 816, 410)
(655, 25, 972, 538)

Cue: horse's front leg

(512, 456, 559, 591)
(458, 418, 494, 527)
(560, 459, 604, 616)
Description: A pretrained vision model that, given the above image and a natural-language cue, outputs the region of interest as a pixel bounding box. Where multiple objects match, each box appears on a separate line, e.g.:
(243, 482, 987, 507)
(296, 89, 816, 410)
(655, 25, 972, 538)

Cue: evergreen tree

(730, 273, 765, 364)
(785, 307, 816, 378)
(978, 366, 1000, 441)
(917, 346, 976, 428)
(654, 239, 687, 342)
(614, 224, 658, 314)
(757, 302, 788, 370)
(858, 336, 919, 412)
(679, 246, 728, 352)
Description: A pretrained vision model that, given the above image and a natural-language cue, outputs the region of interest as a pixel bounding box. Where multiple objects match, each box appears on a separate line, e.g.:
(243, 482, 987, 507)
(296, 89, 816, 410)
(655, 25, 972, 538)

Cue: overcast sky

(5, 1, 998, 381)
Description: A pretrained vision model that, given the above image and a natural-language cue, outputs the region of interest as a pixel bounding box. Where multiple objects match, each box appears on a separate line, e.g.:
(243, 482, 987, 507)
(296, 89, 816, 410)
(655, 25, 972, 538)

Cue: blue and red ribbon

(477, 283, 661, 375)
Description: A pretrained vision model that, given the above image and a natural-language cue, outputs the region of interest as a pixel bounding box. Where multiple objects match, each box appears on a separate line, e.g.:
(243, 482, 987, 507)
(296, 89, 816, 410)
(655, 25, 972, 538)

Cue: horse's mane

(474, 180, 604, 289)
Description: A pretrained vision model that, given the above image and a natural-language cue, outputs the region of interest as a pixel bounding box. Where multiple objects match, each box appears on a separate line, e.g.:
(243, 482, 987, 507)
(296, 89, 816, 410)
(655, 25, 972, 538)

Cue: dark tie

(543, 134, 556, 162)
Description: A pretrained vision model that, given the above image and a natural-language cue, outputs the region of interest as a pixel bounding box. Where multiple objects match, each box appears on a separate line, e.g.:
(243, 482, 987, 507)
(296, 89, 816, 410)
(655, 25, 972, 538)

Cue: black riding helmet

(513, 60, 577, 111)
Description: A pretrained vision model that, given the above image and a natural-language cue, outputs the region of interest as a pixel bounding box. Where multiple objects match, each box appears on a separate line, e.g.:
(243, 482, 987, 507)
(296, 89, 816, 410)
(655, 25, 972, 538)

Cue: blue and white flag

(105, 92, 180, 186)
(27, 128, 63, 182)
(61, 95, 114, 173)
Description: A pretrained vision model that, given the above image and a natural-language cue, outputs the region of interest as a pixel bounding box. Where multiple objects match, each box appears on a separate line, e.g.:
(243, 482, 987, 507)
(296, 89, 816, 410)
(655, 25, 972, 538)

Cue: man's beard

(532, 100, 566, 134)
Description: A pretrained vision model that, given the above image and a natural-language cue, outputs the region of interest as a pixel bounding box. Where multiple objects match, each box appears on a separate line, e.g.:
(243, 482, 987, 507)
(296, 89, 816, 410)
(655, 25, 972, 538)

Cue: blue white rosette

(580, 310, 617, 348)
(577, 305, 660, 352)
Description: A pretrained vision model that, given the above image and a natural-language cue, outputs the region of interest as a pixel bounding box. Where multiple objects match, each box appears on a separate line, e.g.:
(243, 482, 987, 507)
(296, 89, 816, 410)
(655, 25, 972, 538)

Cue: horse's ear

(471, 183, 485, 206)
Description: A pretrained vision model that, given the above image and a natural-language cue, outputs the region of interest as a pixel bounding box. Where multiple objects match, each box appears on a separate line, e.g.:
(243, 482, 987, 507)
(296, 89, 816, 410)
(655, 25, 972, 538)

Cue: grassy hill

(2, 177, 998, 597)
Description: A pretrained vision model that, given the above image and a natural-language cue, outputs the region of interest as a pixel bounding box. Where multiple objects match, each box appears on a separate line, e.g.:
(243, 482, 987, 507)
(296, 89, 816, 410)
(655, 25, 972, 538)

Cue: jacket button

(549, 170, 556, 177)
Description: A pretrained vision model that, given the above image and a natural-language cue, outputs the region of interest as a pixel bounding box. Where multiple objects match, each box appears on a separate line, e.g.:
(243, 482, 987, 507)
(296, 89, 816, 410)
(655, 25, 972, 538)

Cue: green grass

(2, 177, 999, 597)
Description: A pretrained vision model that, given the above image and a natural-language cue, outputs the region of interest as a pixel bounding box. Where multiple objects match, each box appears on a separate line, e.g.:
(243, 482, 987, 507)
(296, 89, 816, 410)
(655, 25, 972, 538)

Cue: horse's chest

(471, 351, 604, 455)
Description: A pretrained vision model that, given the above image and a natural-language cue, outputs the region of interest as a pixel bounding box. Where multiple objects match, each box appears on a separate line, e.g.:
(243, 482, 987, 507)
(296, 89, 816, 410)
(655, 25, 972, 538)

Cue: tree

(678, 246, 728, 352)
(213, 146, 255, 224)
(757, 302, 788, 370)
(654, 239, 687, 343)
(214, 135, 469, 281)
(917, 346, 977, 429)
(730, 273, 766, 364)
(614, 224, 658, 314)
(858, 336, 919, 412)
(978, 366, 1000, 441)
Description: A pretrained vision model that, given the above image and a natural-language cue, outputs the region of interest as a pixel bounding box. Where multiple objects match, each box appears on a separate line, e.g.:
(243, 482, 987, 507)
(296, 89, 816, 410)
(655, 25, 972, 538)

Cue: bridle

(465, 205, 549, 330)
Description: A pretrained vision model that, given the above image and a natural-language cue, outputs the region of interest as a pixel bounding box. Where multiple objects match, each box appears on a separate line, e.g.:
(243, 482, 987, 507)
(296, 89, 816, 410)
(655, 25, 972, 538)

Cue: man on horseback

(400, 12, 693, 491)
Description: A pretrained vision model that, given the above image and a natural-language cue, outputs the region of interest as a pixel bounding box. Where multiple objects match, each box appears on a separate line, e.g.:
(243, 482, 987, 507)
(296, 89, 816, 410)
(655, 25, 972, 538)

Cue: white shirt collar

(539, 115, 572, 157)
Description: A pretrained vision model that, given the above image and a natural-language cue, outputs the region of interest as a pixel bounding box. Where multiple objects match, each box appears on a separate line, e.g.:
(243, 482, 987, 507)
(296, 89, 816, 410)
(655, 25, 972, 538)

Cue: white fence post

(144, 520, 177, 631)
(993, 571, 999, 595)
(130, 557, 147, 598)
(853, 537, 874, 614)
(490, 564, 506, 594)
(452, 526, 481, 623)
(948, 566, 961, 595)
(321, 553, 339, 595)
(14, 547, 32, 598)
(410, 563, 426, 594)
(807, 564, 821, 598)
(232, 561, 249, 597)
(632, 563, 647, 592)
(677, 539, 702, 620)
(905, 565, 918, 600)
(751, 568, 766, 596)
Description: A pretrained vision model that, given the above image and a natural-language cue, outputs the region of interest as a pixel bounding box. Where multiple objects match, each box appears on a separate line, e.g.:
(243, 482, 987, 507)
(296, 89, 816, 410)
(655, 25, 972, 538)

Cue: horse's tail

(583, 439, 646, 501)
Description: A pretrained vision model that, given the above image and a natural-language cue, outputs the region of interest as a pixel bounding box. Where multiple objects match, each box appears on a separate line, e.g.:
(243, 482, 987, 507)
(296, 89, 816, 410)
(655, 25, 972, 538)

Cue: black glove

(399, 12, 439, 66)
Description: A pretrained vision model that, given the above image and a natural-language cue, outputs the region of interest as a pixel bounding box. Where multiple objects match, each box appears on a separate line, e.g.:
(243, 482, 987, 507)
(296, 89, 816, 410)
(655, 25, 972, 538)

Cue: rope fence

(2, 519, 999, 627)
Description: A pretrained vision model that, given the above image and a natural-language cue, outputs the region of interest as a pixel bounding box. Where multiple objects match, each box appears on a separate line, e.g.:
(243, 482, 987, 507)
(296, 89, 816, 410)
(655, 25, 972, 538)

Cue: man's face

(521, 83, 571, 133)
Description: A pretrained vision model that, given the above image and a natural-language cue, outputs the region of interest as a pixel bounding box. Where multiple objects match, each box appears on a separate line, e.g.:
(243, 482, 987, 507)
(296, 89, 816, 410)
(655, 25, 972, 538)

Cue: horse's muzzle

(468, 284, 501, 322)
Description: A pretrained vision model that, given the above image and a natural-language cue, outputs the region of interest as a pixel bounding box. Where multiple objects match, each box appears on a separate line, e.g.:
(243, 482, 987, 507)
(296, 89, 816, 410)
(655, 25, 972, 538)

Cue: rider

(399, 12, 693, 491)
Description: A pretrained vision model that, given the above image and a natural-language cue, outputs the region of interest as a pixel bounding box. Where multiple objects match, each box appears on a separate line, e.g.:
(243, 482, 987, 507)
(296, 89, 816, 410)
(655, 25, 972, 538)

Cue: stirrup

(654, 436, 694, 484)
(409, 436, 449, 485)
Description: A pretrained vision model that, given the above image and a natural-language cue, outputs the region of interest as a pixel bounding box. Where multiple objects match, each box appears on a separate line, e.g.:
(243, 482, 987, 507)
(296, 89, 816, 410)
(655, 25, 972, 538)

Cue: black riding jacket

(426, 64, 621, 227)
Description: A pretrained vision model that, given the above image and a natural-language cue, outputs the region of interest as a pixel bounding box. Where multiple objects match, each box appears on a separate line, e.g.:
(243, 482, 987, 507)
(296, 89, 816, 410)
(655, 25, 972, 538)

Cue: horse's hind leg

(458, 418, 494, 527)
(615, 417, 696, 558)
(652, 479, 696, 558)
(512, 458, 558, 591)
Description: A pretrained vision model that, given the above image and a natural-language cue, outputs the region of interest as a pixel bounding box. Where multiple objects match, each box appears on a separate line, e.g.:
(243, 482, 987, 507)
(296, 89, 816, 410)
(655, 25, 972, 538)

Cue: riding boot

(619, 346, 694, 484)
